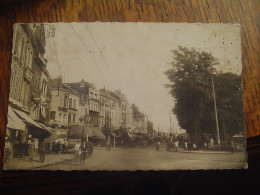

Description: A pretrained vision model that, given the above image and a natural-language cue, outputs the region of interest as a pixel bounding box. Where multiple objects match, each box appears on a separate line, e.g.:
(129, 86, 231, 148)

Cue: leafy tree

(165, 46, 244, 147)
(214, 72, 244, 145)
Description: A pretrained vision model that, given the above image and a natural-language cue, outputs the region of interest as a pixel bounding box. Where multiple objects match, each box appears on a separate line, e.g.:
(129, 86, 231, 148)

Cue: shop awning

(44, 133, 67, 143)
(36, 122, 53, 133)
(127, 133, 147, 140)
(69, 125, 93, 138)
(7, 106, 26, 131)
(91, 127, 106, 140)
(13, 108, 42, 129)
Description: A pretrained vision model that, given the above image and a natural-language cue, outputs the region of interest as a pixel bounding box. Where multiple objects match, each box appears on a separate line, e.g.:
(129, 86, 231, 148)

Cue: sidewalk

(4, 153, 77, 170)
(179, 149, 232, 154)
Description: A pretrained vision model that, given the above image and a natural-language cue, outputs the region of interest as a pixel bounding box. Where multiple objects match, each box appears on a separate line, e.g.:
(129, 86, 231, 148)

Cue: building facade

(6, 23, 50, 149)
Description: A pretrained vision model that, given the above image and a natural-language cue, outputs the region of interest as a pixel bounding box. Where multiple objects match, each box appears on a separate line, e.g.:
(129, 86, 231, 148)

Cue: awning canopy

(36, 122, 53, 133)
(7, 106, 26, 131)
(127, 133, 148, 140)
(44, 133, 67, 143)
(91, 127, 106, 140)
(13, 108, 42, 129)
(69, 125, 93, 138)
(13, 108, 51, 139)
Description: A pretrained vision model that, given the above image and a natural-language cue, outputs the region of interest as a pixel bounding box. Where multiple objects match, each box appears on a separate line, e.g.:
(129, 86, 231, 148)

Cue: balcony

(24, 67, 33, 83)
(38, 53, 47, 66)
(58, 106, 68, 111)
(89, 96, 100, 102)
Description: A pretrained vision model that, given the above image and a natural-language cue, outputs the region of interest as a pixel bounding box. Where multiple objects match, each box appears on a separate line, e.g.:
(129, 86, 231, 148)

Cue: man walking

(39, 140, 46, 163)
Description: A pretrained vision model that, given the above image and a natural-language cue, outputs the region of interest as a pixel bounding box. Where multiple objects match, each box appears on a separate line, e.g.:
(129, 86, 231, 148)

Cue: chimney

(80, 79, 85, 88)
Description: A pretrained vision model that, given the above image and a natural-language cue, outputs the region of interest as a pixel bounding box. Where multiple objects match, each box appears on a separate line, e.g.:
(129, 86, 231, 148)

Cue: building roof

(49, 78, 80, 96)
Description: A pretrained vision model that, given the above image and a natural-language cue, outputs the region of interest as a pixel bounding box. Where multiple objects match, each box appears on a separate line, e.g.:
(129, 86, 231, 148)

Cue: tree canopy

(165, 46, 244, 146)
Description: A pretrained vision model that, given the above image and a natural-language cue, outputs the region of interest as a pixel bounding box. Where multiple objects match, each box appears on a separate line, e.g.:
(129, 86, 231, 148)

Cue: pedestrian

(80, 140, 87, 165)
(166, 140, 170, 151)
(175, 141, 179, 152)
(28, 139, 34, 161)
(62, 142, 65, 153)
(170, 140, 174, 151)
(64, 139, 68, 153)
(87, 141, 93, 157)
(184, 142, 187, 150)
(75, 141, 80, 154)
(156, 141, 160, 151)
(193, 143, 197, 150)
(4, 137, 12, 164)
(39, 140, 46, 163)
(106, 141, 111, 150)
(57, 141, 61, 154)
(34, 139, 39, 155)
(204, 142, 208, 150)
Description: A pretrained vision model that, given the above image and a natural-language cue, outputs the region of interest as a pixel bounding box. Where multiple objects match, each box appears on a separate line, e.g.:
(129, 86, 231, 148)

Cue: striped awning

(7, 106, 26, 131)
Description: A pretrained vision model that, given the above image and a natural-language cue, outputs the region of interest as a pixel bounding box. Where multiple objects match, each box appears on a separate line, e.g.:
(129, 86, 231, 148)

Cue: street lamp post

(212, 76, 221, 149)
(113, 125, 115, 150)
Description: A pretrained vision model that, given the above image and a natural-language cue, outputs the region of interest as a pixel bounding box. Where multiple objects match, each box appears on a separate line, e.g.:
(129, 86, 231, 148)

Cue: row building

(6, 23, 53, 152)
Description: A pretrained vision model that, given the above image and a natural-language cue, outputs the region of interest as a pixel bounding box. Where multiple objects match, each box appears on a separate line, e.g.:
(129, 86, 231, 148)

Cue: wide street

(29, 146, 247, 170)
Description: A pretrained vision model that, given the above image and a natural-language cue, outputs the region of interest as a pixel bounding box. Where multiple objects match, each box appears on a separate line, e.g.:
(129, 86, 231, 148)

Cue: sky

(44, 23, 242, 133)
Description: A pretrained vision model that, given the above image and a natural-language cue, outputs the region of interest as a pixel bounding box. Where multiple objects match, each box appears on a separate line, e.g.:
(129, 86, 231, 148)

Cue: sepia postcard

(3, 22, 247, 170)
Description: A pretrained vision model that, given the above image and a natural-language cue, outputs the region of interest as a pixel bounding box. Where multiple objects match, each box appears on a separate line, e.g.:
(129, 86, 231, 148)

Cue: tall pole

(86, 115, 89, 142)
(169, 109, 172, 138)
(113, 124, 115, 150)
(212, 77, 221, 148)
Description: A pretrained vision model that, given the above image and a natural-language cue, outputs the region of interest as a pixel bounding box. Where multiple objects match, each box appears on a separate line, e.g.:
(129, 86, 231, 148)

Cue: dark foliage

(165, 46, 244, 144)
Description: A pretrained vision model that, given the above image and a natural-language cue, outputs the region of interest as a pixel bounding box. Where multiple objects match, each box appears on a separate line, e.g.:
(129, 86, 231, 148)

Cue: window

(29, 49, 33, 69)
(13, 66, 23, 101)
(59, 113, 62, 121)
(59, 95, 63, 106)
(73, 114, 76, 123)
(122, 113, 126, 121)
(13, 29, 20, 56)
(68, 113, 71, 123)
(42, 80, 47, 97)
(69, 98, 72, 108)
(73, 99, 76, 109)
(50, 111, 56, 120)
(63, 114, 66, 122)
(21, 39, 26, 61)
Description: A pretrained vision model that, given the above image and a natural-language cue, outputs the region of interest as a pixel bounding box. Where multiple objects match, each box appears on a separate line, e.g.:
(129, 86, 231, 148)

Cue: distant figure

(28, 139, 34, 161)
(80, 141, 87, 165)
(175, 141, 179, 152)
(4, 137, 12, 164)
(204, 142, 208, 150)
(106, 141, 111, 150)
(39, 140, 46, 163)
(34, 139, 39, 154)
(87, 141, 93, 157)
(156, 142, 160, 151)
(64, 139, 68, 153)
(184, 142, 188, 150)
(57, 141, 61, 154)
(188, 142, 192, 150)
(75, 141, 80, 154)
(209, 137, 214, 149)
(166, 140, 170, 151)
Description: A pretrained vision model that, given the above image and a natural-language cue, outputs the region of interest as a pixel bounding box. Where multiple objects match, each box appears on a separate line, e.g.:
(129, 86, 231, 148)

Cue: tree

(213, 72, 244, 145)
(165, 46, 244, 147)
